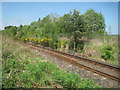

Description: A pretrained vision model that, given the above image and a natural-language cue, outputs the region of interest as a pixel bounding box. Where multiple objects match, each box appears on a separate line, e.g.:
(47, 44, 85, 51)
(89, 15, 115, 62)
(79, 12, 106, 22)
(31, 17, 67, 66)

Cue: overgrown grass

(83, 35, 118, 65)
(2, 36, 102, 88)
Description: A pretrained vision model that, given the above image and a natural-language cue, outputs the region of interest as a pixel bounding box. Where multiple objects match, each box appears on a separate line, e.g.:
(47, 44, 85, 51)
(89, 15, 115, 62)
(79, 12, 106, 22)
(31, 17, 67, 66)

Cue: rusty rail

(24, 43, 120, 82)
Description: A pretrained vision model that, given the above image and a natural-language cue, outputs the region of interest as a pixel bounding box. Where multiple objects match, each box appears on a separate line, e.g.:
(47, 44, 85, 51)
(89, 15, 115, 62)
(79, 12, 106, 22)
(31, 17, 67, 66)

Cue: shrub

(101, 46, 114, 60)
(57, 40, 61, 49)
(76, 43, 84, 52)
(49, 39, 54, 49)
(20, 36, 26, 42)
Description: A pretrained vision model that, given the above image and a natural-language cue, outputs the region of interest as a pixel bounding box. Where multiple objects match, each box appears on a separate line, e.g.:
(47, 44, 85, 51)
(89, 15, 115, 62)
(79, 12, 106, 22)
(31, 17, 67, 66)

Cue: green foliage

(76, 43, 84, 52)
(2, 50, 13, 60)
(101, 46, 114, 60)
(2, 9, 106, 51)
(83, 9, 105, 39)
(52, 70, 80, 88)
(19, 36, 26, 42)
(57, 40, 61, 49)
(61, 10, 85, 49)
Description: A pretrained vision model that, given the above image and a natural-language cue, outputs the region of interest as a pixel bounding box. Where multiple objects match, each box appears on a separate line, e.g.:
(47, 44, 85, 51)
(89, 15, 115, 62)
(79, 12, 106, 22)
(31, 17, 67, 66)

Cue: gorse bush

(25, 37, 70, 49)
(101, 46, 114, 60)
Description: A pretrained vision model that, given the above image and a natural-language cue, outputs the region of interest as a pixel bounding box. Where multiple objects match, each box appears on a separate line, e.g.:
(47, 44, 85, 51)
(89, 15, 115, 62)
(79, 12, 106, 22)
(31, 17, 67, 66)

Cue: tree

(3, 9, 106, 51)
(4, 25, 14, 30)
(61, 9, 84, 50)
(40, 15, 51, 27)
(38, 18, 41, 21)
(82, 9, 105, 39)
(4, 26, 17, 38)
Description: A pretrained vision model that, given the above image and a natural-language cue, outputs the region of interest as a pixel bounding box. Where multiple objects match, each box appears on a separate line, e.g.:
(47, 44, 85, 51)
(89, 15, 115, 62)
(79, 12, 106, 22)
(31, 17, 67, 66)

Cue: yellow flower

(25, 38, 28, 40)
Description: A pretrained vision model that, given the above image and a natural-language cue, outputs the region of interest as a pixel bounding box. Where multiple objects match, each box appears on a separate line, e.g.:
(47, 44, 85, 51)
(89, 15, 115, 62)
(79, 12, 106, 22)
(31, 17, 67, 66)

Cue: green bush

(101, 46, 114, 60)
(57, 40, 61, 49)
(49, 40, 54, 49)
(19, 36, 26, 42)
(77, 43, 84, 52)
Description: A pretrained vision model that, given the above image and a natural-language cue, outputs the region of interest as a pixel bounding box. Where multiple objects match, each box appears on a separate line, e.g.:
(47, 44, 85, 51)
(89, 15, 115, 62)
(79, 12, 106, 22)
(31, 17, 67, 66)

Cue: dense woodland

(1, 9, 118, 63)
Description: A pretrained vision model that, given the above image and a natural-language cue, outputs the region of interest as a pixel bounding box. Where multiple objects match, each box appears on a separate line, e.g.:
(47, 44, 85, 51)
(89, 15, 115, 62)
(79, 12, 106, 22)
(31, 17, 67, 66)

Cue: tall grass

(83, 35, 118, 65)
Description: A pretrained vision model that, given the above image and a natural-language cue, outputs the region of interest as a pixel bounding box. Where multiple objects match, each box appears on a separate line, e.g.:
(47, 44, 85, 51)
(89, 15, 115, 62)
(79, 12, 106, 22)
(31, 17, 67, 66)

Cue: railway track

(23, 43, 120, 82)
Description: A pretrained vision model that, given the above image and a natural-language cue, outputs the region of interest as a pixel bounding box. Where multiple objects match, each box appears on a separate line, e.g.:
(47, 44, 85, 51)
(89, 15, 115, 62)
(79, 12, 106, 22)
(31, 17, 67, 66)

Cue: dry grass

(82, 36, 119, 65)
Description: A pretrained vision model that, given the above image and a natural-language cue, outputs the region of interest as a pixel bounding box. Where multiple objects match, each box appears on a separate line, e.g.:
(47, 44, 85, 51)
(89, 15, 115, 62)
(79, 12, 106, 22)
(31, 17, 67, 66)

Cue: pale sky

(0, 0, 119, 35)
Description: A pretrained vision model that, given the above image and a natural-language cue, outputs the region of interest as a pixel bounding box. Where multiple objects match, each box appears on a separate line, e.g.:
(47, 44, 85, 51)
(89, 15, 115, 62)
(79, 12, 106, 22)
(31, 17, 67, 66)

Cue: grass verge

(2, 36, 102, 88)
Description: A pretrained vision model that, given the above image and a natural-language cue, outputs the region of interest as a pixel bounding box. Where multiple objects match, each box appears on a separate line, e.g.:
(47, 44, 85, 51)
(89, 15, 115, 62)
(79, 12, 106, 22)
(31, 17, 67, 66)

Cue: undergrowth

(83, 36, 118, 65)
(2, 36, 102, 88)
(101, 46, 114, 60)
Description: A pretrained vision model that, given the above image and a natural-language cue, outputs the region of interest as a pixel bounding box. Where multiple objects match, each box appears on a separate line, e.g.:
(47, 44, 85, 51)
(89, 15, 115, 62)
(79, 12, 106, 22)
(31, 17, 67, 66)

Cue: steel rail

(24, 43, 120, 82)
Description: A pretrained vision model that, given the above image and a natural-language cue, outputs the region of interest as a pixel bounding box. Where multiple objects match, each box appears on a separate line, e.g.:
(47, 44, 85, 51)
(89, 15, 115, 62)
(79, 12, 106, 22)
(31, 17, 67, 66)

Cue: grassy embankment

(2, 36, 102, 88)
(80, 35, 118, 65)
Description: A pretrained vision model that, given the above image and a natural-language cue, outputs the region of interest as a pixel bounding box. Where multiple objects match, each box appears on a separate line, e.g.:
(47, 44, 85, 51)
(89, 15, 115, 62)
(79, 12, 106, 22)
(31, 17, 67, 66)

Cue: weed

(101, 46, 114, 60)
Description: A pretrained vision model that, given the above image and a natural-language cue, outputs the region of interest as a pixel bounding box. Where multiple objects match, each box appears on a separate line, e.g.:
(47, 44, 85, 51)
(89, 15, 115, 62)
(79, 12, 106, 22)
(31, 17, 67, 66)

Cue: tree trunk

(73, 36, 77, 51)
(74, 42, 75, 51)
